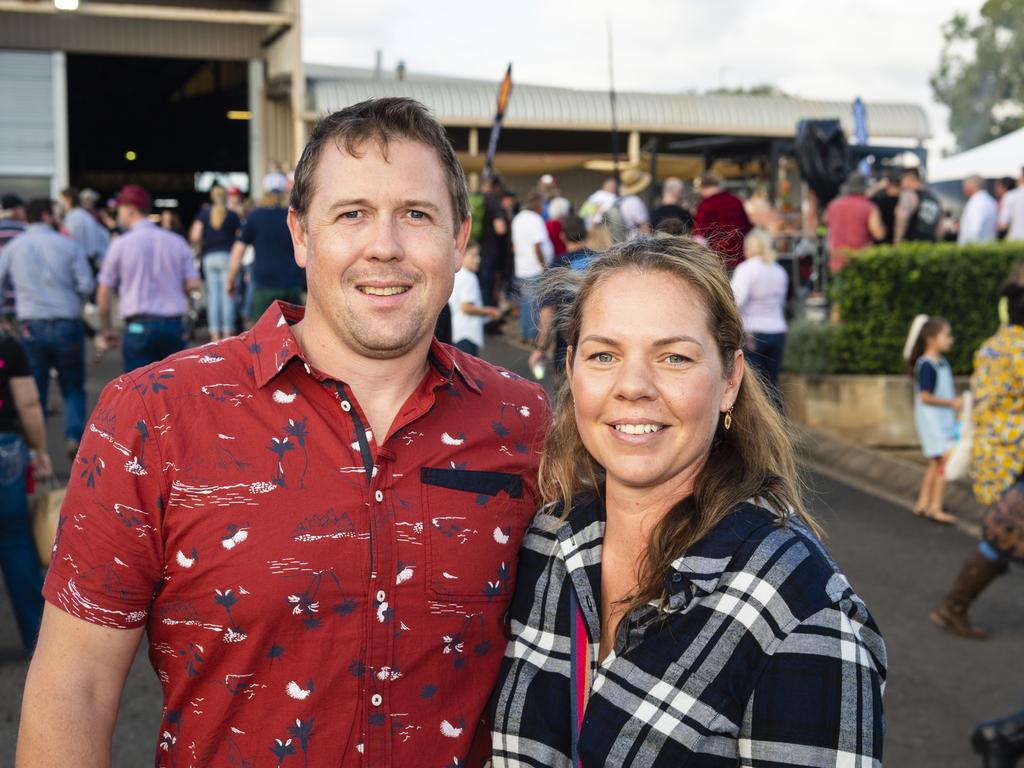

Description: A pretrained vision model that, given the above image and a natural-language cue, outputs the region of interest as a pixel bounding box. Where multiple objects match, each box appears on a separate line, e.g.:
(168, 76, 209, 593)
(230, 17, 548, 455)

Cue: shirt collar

(662, 502, 785, 609)
(251, 301, 481, 395)
(130, 218, 158, 232)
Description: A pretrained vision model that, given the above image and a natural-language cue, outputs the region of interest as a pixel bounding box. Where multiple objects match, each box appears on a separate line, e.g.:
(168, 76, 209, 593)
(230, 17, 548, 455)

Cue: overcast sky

(302, 0, 982, 157)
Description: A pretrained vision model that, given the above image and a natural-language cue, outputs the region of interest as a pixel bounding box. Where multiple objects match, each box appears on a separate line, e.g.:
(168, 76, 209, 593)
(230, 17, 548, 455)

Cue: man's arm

(493, 217, 507, 237)
(894, 190, 917, 245)
(533, 242, 545, 269)
(17, 605, 144, 767)
(97, 283, 117, 348)
(867, 204, 886, 242)
(226, 240, 246, 297)
(528, 305, 557, 371)
(71, 245, 95, 297)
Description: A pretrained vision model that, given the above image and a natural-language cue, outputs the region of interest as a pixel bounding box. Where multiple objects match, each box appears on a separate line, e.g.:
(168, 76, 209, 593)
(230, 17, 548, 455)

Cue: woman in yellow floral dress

(931, 261, 1024, 639)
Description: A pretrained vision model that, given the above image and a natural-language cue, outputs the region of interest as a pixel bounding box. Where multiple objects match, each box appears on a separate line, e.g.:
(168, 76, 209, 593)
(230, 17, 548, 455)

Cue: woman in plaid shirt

(491, 237, 886, 766)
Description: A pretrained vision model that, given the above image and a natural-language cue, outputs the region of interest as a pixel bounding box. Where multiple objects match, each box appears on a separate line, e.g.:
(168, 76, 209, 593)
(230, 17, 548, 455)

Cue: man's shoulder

(448, 345, 546, 401)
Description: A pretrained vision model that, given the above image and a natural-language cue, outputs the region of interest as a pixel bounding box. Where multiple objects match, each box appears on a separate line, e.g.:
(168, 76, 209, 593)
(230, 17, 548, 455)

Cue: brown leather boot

(930, 551, 1006, 639)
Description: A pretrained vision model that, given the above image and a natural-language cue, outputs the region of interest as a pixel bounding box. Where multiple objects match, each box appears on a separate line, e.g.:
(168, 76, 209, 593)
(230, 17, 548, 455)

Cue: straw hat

(619, 167, 652, 196)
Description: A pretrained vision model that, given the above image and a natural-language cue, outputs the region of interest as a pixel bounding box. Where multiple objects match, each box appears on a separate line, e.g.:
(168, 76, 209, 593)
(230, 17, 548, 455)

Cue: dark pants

(123, 316, 188, 373)
(251, 288, 304, 320)
(478, 249, 501, 307)
(19, 318, 86, 442)
(747, 332, 786, 411)
(0, 433, 43, 655)
(454, 339, 480, 357)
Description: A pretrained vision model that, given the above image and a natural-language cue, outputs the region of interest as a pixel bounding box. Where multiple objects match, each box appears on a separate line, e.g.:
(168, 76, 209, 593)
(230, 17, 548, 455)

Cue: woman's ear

(722, 348, 744, 411)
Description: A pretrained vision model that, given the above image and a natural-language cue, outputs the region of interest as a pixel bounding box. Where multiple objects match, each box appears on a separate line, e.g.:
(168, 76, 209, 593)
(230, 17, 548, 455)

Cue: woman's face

(568, 269, 743, 502)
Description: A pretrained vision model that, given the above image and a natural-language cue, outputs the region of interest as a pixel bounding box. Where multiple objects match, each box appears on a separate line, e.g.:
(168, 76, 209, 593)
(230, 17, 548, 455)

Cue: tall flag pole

(482, 63, 513, 181)
(852, 96, 871, 177)
(608, 19, 620, 193)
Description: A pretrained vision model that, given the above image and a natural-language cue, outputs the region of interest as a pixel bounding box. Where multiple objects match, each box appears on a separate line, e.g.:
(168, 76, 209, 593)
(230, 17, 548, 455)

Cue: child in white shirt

(448, 243, 498, 357)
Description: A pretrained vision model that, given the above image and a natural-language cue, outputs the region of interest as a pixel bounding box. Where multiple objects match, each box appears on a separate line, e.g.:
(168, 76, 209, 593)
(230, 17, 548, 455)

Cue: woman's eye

(665, 354, 691, 364)
(589, 352, 615, 363)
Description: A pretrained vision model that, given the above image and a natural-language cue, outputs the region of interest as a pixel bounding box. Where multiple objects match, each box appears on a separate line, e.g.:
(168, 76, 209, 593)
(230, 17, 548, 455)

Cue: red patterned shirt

(43, 302, 548, 768)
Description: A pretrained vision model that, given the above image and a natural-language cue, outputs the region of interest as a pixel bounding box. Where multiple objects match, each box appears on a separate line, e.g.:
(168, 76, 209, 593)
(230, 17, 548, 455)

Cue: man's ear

(288, 208, 308, 269)
(453, 217, 471, 272)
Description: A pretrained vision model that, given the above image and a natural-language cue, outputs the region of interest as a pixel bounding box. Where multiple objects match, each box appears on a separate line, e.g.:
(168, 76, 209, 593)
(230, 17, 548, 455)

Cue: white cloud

(302, 0, 982, 156)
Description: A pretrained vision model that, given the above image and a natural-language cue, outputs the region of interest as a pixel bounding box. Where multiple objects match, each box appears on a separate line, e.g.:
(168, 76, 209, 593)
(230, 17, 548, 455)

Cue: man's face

(290, 137, 470, 360)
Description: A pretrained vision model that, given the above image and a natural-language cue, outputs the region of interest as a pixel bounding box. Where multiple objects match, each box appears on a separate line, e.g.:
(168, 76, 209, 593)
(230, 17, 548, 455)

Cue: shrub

(782, 319, 832, 374)
(828, 242, 1022, 375)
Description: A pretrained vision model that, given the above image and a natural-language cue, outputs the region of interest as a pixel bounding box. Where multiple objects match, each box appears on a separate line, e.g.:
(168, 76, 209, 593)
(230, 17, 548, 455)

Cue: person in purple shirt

(97, 185, 201, 372)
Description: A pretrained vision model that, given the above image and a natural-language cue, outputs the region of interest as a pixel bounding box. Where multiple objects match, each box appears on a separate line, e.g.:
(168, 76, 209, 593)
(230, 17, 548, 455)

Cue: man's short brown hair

(290, 97, 470, 233)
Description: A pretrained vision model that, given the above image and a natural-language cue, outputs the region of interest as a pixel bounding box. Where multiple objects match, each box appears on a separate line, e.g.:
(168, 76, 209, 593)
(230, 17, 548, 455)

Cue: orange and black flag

(483, 63, 513, 180)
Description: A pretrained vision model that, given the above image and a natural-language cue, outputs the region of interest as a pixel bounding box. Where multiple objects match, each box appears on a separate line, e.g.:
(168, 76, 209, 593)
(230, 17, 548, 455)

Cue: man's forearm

(97, 285, 114, 332)
(227, 241, 245, 287)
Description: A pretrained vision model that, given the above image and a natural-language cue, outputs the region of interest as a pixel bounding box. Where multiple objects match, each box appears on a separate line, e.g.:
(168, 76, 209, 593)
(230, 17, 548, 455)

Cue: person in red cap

(95, 184, 201, 372)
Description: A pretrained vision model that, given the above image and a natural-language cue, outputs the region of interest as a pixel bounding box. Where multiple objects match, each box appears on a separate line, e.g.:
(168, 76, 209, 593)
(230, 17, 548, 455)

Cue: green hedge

(784, 243, 1022, 375)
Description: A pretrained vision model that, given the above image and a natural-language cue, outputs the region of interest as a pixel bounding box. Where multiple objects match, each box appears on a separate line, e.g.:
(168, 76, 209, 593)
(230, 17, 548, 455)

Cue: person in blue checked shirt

(491, 236, 886, 767)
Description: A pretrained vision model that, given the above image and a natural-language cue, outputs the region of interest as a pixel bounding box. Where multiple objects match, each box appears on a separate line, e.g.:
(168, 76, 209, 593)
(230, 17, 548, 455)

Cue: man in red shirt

(692, 173, 752, 269)
(18, 98, 548, 767)
(824, 172, 885, 273)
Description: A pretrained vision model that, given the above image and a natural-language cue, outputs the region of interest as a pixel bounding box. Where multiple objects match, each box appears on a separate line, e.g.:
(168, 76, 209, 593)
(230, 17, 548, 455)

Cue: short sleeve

(42, 375, 168, 629)
(1, 335, 31, 378)
(917, 360, 938, 394)
(239, 215, 255, 245)
(96, 239, 121, 289)
(740, 604, 886, 766)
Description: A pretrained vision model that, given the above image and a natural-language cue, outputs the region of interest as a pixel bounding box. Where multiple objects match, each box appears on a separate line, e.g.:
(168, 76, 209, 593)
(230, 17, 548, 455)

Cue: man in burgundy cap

(96, 184, 202, 372)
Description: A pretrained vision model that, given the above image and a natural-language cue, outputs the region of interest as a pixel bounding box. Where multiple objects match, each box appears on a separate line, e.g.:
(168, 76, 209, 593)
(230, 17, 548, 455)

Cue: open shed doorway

(67, 53, 250, 226)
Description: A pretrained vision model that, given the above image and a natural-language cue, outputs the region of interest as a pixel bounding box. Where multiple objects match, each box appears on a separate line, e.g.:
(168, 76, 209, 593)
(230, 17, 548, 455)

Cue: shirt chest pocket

(420, 468, 533, 600)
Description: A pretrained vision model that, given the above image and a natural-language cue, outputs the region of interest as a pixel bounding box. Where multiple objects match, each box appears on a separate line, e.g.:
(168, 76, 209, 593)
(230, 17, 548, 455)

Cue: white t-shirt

(958, 189, 998, 245)
(512, 210, 552, 279)
(448, 268, 485, 348)
(730, 257, 789, 334)
(998, 185, 1024, 242)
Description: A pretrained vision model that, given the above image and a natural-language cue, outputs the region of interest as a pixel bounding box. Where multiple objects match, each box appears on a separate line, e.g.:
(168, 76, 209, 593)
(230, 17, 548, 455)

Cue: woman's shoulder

(704, 503, 864, 622)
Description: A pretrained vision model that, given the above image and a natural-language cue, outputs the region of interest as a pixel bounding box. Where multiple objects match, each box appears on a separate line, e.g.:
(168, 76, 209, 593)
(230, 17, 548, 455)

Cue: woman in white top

(730, 229, 789, 409)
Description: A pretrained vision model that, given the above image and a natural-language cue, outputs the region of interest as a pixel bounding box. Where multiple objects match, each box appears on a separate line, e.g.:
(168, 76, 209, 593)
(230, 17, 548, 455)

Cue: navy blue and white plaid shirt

(490, 498, 886, 767)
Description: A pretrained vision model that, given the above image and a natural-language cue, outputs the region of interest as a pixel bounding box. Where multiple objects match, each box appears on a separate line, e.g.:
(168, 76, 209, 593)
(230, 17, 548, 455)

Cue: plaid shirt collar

(250, 300, 481, 395)
(553, 496, 789, 616)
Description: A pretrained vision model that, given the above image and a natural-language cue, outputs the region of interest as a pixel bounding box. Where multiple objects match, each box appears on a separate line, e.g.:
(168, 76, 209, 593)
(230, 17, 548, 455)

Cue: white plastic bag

(945, 391, 974, 481)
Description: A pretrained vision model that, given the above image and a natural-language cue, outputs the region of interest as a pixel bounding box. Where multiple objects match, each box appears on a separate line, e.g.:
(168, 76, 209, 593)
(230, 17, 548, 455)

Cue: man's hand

(32, 451, 52, 480)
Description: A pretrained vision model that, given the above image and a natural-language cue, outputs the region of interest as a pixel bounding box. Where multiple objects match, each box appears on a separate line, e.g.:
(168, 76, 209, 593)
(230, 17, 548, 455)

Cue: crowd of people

(0, 94, 1021, 765)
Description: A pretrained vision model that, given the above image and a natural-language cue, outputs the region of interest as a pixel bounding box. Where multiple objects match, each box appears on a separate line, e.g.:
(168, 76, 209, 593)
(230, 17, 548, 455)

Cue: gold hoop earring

(723, 407, 734, 431)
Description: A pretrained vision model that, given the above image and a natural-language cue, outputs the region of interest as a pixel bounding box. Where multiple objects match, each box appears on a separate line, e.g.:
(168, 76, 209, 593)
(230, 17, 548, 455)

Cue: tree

(931, 0, 1024, 151)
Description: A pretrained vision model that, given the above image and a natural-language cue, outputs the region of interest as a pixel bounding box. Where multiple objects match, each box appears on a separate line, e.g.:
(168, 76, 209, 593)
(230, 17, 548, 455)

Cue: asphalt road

(1, 330, 1021, 766)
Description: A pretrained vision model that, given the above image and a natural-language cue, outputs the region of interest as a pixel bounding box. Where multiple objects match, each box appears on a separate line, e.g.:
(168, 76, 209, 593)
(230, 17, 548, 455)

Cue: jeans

(251, 288, 304, 321)
(19, 318, 86, 442)
(203, 251, 236, 335)
(122, 316, 187, 373)
(478, 249, 501, 307)
(747, 331, 786, 411)
(0, 433, 43, 654)
(454, 339, 480, 357)
(517, 277, 540, 342)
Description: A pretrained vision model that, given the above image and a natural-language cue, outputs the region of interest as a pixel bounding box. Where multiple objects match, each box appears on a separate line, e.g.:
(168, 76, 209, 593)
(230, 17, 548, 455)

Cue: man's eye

(339, 211, 361, 220)
(408, 210, 428, 220)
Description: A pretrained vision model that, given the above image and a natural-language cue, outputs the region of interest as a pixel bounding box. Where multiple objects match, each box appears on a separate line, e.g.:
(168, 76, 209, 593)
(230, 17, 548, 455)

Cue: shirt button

(374, 490, 384, 503)
(371, 693, 383, 707)
(671, 573, 684, 584)
(376, 589, 386, 603)
(340, 400, 352, 412)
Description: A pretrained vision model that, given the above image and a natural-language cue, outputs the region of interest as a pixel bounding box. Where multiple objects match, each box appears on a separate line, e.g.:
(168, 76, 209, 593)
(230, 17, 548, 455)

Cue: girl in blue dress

(906, 315, 961, 523)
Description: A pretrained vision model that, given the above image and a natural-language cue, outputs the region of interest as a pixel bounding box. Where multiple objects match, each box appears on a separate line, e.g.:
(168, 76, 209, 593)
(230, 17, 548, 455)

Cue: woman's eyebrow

(652, 335, 705, 349)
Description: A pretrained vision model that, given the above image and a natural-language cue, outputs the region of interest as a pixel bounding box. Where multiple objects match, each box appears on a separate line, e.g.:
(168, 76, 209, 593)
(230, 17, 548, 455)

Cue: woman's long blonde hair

(209, 186, 227, 230)
(537, 235, 819, 611)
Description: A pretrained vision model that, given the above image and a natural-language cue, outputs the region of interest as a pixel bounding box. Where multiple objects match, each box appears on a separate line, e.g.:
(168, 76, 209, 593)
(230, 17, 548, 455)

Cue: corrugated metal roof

(307, 66, 930, 141)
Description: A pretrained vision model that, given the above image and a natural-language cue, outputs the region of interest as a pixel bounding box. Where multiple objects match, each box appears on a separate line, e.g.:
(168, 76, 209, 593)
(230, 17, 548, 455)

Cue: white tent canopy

(928, 127, 1024, 183)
